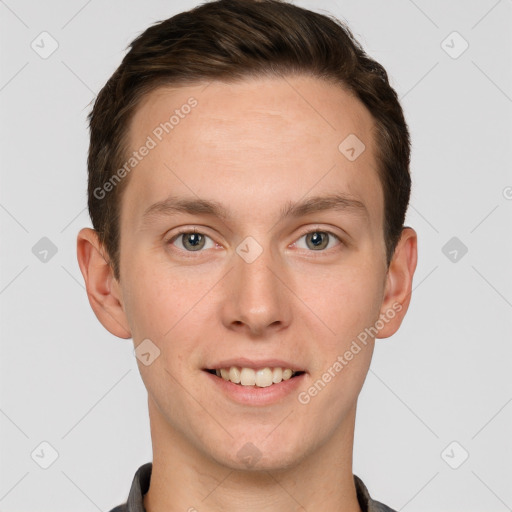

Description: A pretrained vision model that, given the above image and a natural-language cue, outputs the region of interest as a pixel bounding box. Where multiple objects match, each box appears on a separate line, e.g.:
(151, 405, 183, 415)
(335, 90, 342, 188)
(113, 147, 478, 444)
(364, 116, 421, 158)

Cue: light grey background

(1, 0, 511, 511)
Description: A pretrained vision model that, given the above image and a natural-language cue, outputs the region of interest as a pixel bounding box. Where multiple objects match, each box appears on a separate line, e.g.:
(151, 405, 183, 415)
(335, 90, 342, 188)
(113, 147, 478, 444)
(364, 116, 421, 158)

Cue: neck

(143, 398, 362, 512)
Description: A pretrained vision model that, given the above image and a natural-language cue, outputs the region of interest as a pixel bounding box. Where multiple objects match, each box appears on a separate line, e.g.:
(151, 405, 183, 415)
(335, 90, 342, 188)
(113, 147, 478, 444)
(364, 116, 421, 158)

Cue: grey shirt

(109, 462, 396, 512)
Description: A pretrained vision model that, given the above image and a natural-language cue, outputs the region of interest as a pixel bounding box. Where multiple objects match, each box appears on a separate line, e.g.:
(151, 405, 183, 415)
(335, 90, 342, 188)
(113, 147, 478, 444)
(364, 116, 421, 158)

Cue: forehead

(122, 75, 383, 233)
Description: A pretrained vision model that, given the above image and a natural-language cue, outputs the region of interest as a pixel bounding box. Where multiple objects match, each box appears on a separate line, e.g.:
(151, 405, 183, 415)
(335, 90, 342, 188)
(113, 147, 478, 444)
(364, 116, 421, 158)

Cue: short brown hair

(87, 0, 411, 280)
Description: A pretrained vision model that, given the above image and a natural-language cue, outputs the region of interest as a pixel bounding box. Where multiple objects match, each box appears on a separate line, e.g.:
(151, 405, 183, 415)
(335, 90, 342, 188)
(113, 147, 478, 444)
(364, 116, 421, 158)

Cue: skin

(77, 74, 417, 512)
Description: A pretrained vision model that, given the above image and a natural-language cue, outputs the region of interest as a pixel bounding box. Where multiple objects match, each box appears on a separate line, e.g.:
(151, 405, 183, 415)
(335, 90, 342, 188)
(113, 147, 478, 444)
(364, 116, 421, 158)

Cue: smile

(206, 366, 305, 387)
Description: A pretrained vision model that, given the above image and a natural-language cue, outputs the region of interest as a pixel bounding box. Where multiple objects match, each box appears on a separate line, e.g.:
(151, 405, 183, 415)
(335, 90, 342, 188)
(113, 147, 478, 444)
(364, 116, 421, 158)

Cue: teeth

(228, 366, 241, 384)
(212, 366, 298, 387)
(240, 368, 256, 385)
(272, 367, 282, 383)
(255, 368, 273, 387)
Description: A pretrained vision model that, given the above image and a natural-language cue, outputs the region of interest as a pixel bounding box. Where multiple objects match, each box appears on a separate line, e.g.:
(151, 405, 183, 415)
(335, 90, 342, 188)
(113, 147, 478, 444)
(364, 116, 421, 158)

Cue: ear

(376, 227, 418, 338)
(76, 227, 131, 339)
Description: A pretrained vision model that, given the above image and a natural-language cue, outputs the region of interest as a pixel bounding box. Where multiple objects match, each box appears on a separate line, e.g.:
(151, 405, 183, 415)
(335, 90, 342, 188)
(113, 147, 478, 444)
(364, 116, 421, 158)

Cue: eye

(168, 229, 216, 252)
(166, 227, 343, 255)
(293, 229, 342, 252)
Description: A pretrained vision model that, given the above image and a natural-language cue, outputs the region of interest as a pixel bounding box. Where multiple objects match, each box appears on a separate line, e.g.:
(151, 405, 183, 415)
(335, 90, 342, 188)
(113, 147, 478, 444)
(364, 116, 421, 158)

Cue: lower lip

(204, 371, 306, 406)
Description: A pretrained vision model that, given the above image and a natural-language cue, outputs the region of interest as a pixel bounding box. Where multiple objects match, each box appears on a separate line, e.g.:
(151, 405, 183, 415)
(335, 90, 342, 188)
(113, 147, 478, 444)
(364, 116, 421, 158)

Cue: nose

(220, 240, 292, 337)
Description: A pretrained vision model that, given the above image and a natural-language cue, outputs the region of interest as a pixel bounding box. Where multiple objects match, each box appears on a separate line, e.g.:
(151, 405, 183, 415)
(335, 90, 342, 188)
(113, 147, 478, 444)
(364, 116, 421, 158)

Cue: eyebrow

(141, 193, 368, 226)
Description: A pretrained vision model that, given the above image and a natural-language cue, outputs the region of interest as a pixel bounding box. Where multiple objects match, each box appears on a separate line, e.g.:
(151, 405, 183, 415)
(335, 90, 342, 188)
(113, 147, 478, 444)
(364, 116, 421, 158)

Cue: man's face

(117, 75, 391, 470)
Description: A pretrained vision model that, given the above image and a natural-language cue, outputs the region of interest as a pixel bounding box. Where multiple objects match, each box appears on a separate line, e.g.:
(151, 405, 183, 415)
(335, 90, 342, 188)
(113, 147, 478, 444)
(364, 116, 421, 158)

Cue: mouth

(204, 367, 306, 388)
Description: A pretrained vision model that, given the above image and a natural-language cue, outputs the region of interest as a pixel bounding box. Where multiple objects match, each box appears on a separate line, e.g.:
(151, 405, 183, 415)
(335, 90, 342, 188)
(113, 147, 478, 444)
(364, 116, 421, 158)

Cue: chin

(208, 436, 309, 473)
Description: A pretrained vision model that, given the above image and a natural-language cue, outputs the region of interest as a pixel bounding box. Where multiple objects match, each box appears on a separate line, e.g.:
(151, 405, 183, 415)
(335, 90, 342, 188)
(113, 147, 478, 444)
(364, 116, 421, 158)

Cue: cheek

(120, 253, 185, 341)
(122, 264, 199, 391)
(300, 269, 379, 415)
(301, 264, 384, 347)
(120, 252, 215, 373)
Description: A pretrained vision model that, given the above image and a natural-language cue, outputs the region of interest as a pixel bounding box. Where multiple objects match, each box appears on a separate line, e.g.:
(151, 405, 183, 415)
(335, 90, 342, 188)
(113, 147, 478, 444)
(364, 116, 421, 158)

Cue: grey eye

(172, 231, 215, 252)
(295, 231, 340, 251)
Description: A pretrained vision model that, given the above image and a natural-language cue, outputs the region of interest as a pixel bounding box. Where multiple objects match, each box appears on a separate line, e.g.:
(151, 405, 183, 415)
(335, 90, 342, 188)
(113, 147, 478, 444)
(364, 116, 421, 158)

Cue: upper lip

(204, 358, 305, 372)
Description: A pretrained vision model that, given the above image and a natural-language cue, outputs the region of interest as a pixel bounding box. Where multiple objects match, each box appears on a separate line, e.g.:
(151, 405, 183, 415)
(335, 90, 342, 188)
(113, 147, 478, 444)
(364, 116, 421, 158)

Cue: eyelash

(165, 226, 344, 257)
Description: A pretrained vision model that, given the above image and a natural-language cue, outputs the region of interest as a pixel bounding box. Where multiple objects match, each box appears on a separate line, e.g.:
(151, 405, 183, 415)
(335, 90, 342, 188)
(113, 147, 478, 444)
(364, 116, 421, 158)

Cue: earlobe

(76, 227, 132, 339)
(377, 227, 418, 339)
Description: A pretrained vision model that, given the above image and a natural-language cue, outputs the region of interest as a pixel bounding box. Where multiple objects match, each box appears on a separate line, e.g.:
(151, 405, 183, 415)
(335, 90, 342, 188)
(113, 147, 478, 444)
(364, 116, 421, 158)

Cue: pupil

(310, 232, 324, 248)
(186, 233, 203, 250)
(189, 234, 200, 245)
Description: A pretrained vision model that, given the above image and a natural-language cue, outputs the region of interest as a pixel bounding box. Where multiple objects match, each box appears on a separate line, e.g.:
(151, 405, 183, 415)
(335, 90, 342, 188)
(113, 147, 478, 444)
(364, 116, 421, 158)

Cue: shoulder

(369, 500, 397, 512)
(353, 474, 397, 512)
(106, 462, 152, 512)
